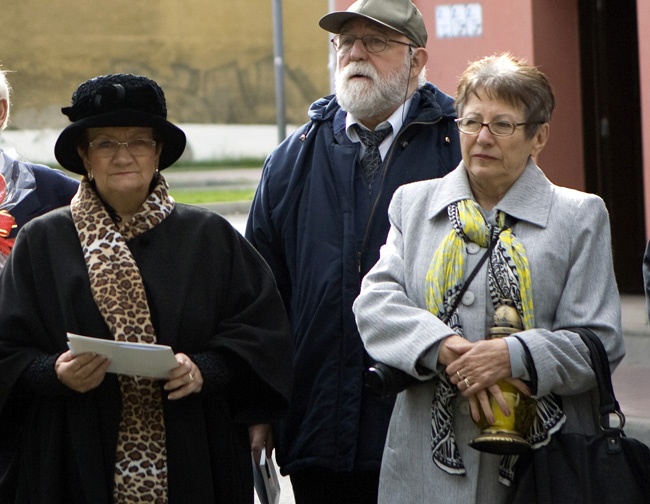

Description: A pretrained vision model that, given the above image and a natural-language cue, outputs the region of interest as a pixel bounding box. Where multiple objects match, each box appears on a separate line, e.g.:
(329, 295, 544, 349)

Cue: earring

(87, 170, 94, 181)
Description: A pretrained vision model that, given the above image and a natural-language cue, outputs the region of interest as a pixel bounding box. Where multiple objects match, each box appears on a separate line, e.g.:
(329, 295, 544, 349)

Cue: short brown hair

(455, 53, 555, 138)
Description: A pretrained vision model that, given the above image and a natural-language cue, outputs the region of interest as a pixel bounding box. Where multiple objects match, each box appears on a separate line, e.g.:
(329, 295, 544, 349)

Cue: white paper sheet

(67, 332, 178, 379)
(252, 447, 281, 504)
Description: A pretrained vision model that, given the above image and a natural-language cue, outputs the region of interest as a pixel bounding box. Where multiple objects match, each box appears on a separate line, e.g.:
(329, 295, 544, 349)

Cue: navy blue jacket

(246, 83, 462, 474)
(4, 157, 79, 238)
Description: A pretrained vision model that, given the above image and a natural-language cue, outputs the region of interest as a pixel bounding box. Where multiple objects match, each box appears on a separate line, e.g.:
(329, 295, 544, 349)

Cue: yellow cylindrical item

(469, 299, 536, 455)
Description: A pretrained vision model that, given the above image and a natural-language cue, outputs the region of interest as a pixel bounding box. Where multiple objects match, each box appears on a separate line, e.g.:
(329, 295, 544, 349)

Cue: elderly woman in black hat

(0, 74, 292, 503)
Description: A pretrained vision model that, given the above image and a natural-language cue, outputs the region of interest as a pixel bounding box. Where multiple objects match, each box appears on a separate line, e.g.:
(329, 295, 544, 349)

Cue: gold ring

(189, 373, 194, 382)
(456, 370, 463, 381)
(463, 377, 471, 388)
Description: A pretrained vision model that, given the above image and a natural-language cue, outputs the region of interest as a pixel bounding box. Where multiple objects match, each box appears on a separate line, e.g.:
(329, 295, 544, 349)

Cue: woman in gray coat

(352, 53, 624, 503)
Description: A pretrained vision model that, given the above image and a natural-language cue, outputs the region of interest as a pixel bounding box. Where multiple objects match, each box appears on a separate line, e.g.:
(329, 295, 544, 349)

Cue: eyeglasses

(88, 138, 157, 158)
(455, 118, 542, 137)
(331, 34, 415, 54)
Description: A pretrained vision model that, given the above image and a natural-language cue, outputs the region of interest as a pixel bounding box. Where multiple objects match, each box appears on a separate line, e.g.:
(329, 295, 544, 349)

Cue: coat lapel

(425, 158, 553, 229)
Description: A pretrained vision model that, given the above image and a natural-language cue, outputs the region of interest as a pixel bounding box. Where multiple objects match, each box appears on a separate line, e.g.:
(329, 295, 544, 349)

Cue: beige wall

(2, 0, 331, 129)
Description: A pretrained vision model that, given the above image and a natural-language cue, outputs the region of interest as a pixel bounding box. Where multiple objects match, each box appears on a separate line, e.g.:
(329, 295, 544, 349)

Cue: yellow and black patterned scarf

(71, 174, 174, 503)
(426, 200, 565, 484)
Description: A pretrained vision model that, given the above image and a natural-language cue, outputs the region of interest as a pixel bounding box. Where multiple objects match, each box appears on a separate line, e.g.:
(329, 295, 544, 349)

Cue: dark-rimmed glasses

(455, 118, 542, 137)
(89, 138, 157, 158)
(331, 34, 415, 54)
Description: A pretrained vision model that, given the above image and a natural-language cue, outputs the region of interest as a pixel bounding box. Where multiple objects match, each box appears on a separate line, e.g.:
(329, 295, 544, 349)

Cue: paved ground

(611, 295, 650, 444)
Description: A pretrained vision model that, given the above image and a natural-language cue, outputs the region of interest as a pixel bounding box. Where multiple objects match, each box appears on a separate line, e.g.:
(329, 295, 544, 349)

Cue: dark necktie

(354, 124, 392, 184)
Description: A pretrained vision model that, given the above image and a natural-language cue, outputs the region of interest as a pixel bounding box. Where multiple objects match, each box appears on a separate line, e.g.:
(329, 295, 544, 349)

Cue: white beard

(335, 59, 411, 120)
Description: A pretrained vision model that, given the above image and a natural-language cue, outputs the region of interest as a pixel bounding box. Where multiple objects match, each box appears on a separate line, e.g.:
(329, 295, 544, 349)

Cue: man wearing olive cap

(246, 0, 461, 501)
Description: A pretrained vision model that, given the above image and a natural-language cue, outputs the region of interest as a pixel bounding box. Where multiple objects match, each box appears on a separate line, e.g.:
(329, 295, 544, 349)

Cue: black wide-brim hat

(55, 74, 186, 175)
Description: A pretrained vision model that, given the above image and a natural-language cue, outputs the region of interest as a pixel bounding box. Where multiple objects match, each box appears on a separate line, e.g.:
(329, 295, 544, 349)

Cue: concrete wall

(2, 0, 331, 129)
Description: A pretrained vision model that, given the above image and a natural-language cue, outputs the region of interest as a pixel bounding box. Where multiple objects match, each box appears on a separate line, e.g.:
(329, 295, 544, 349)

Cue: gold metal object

(469, 299, 537, 455)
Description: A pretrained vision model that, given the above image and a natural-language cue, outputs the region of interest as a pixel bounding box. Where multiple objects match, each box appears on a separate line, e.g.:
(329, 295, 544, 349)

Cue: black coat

(0, 204, 292, 503)
(246, 84, 462, 474)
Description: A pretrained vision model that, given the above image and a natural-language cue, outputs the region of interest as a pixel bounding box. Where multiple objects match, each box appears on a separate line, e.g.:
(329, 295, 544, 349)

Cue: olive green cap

(319, 0, 427, 48)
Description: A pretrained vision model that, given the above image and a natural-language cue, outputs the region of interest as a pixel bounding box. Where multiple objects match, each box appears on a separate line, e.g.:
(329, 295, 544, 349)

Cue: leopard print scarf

(70, 174, 174, 504)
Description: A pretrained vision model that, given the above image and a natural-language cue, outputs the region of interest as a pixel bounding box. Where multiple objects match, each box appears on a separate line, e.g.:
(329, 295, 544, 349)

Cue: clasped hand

(55, 350, 203, 399)
(440, 335, 531, 424)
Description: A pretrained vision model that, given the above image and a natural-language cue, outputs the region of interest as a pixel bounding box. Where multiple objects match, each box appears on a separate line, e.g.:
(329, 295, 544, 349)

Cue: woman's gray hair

(455, 53, 555, 138)
(0, 70, 10, 131)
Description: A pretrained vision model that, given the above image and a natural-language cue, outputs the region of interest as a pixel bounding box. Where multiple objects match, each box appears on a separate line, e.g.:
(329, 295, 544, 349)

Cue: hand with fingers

(445, 337, 531, 423)
(249, 423, 274, 466)
(164, 353, 203, 400)
(55, 350, 111, 393)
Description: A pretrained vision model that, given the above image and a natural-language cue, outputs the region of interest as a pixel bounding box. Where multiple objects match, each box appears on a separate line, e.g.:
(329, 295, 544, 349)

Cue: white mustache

(340, 62, 378, 82)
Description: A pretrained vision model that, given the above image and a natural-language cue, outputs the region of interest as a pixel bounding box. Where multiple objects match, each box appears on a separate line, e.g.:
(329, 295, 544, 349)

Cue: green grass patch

(170, 188, 255, 204)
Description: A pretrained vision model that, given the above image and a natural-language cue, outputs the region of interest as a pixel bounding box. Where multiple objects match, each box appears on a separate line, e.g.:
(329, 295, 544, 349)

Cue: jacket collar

(426, 158, 554, 228)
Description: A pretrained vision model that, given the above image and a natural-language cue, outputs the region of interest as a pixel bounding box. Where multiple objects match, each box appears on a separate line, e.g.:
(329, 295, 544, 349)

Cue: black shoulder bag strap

(440, 217, 514, 323)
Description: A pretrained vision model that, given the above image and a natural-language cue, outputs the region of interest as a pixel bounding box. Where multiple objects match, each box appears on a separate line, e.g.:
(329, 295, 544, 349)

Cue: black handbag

(508, 328, 650, 504)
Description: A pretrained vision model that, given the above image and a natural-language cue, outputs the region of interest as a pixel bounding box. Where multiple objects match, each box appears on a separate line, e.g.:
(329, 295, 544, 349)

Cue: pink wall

(330, 0, 584, 189)
(638, 2, 650, 237)
(416, 1, 534, 97)
(531, 0, 583, 190)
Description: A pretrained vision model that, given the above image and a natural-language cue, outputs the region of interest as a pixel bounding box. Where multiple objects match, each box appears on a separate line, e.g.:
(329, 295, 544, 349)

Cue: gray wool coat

(353, 160, 624, 504)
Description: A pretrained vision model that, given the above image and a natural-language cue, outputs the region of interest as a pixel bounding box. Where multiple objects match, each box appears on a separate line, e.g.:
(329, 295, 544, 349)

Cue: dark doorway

(579, 0, 644, 293)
